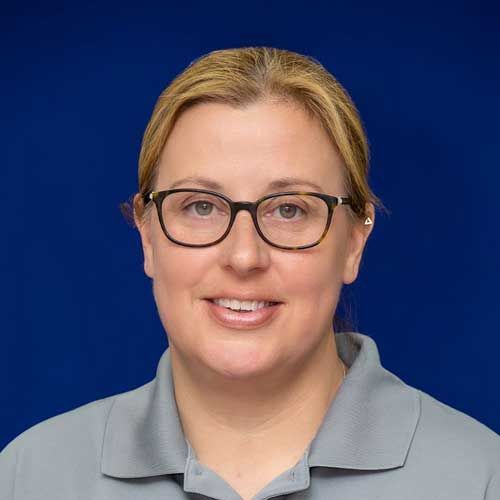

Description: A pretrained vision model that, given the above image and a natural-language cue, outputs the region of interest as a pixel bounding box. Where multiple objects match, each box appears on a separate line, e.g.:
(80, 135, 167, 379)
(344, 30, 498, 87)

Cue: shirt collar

(101, 332, 420, 478)
(307, 332, 420, 470)
(101, 346, 187, 478)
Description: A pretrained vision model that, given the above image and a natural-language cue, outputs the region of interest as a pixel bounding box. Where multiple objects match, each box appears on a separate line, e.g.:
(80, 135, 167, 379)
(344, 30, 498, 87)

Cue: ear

(342, 202, 375, 285)
(133, 193, 155, 279)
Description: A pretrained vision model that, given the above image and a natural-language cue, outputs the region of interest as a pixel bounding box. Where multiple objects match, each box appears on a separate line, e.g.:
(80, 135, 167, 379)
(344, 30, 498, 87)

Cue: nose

(218, 209, 270, 274)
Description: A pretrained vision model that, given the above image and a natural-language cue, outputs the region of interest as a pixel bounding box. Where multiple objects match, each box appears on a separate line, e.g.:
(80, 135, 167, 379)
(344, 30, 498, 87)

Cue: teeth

(213, 298, 274, 311)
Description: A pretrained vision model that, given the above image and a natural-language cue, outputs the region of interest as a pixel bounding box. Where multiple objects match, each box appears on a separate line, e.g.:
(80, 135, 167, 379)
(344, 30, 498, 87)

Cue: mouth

(205, 298, 281, 312)
(203, 298, 283, 329)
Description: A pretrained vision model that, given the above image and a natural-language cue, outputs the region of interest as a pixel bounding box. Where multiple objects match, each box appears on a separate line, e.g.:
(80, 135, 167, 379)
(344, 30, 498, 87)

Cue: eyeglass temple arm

(142, 192, 154, 205)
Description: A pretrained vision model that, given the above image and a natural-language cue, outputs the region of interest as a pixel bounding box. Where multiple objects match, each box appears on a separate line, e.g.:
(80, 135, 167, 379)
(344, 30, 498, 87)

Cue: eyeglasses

(142, 188, 352, 250)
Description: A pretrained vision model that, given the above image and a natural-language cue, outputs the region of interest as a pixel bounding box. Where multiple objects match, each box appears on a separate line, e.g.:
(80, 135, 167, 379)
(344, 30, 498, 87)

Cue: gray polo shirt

(2, 332, 499, 499)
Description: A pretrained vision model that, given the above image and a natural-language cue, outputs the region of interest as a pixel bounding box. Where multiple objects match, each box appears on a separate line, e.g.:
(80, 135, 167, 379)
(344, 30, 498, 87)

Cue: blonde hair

(121, 46, 387, 226)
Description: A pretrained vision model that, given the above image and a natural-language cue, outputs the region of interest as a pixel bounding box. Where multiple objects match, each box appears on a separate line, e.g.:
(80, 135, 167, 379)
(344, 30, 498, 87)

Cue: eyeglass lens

(160, 191, 329, 247)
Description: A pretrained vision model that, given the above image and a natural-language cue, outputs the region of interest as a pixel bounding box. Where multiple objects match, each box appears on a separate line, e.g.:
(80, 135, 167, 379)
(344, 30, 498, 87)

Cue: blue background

(2, 1, 499, 449)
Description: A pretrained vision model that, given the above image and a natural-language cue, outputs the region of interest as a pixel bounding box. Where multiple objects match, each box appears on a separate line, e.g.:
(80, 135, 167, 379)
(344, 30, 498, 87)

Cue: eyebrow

(167, 175, 325, 193)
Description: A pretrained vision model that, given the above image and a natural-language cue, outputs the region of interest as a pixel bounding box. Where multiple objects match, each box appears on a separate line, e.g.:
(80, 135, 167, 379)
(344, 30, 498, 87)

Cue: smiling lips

(205, 298, 282, 329)
(211, 297, 278, 312)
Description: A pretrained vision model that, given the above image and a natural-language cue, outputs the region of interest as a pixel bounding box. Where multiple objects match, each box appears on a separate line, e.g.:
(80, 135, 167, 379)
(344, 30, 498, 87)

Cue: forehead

(157, 100, 345, 196)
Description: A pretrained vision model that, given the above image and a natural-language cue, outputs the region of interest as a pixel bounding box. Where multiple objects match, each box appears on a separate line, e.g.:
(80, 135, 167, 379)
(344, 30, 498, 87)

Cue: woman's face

(135, 100, 374, 380)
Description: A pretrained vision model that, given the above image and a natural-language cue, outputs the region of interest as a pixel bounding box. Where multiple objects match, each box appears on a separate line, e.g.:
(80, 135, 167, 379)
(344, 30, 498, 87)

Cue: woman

(1, 47, 499, 500)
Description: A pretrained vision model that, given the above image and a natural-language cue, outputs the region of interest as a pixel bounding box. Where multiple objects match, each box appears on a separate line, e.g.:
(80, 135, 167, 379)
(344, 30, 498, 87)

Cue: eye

(273, 203, 305, 220)
(184, 200, 215, 217)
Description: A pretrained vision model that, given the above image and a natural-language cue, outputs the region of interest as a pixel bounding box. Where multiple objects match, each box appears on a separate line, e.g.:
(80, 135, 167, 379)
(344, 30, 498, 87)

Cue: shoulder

(0, 395, 115, 489)
(417, 388, 500, 458)
(0, 381, 153, 497)
(2, 396, 112, 452)
(410, 386, 500, 479)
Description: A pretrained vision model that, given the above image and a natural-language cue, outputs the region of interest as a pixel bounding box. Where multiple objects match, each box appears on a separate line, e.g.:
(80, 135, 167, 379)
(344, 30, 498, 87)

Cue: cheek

(151, 246, 211, 325)
(286, 247, 346, 337)
(288, 248, 343, 300)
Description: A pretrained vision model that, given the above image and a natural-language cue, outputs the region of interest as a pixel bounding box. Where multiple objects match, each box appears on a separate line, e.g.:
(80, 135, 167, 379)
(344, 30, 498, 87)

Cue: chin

(200, 340, 279, 380)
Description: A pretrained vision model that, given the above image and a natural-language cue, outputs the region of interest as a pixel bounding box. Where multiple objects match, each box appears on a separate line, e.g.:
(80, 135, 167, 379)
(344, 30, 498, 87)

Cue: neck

(170, 331, 345, 467)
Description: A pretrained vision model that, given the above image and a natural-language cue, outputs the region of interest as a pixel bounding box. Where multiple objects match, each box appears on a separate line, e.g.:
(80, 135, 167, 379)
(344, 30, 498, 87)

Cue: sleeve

(0, 438, 20, 500)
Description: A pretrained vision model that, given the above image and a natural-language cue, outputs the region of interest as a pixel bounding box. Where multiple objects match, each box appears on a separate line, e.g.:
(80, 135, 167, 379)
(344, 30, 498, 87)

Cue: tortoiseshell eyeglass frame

(142, 188, 352, 250)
